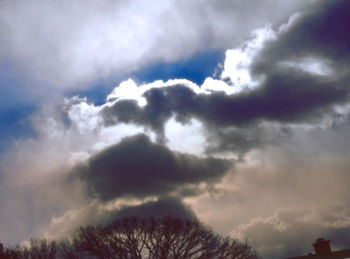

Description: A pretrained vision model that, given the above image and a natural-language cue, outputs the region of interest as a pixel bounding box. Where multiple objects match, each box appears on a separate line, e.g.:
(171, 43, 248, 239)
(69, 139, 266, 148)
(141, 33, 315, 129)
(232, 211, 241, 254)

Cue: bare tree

(74, 216, 258, 259)
(58, 239, 84, 259)
(13, 239, 57, 259)
(0, 241, 20, 259)
(1, 217, 257, 258)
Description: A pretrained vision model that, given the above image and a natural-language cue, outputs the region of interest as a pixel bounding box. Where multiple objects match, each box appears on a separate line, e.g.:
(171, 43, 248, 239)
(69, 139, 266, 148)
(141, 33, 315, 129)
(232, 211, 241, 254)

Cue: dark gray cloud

(102, 86, 196, 141)
(195, 71, 348, 125)
(203, 124, 286, 157)
(103, 71, 349, 146)
(252, 0, 350, 74)
(72, 134, 232, 201)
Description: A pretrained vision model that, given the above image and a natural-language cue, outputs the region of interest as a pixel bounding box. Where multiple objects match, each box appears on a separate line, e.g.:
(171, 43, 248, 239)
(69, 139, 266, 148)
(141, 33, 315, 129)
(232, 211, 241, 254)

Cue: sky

(0, 0, 350, 258)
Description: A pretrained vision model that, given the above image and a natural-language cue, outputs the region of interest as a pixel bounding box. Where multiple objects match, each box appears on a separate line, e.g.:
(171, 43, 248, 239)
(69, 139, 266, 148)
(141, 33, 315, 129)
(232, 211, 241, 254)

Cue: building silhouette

(286, 238, 350, 259)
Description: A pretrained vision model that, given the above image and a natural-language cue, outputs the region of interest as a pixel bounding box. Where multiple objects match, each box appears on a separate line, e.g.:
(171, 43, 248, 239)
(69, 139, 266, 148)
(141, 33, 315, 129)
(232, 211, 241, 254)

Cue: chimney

(313, 238, 331, 255)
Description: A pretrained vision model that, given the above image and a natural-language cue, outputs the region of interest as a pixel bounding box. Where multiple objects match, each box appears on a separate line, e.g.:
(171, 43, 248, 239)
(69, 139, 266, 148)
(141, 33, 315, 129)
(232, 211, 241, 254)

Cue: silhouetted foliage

(57, 239, 83, 259)
(20, 239, 57, 259)
(1, 216, 258, 259)
(0, 242, 20, 259)
(74, 216, 258, 259)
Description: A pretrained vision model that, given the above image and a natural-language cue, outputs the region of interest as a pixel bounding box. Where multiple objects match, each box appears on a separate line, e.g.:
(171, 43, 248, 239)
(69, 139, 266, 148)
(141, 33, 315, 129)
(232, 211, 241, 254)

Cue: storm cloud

(102, 70, 349, 149)
(72, 134, 232, 201)
(252, 0, 350, 76)
(116, 76, 346, 124)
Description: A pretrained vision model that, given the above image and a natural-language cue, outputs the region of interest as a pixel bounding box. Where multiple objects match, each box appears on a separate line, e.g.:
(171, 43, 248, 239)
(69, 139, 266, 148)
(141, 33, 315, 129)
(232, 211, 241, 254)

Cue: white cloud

(106, 78, 204, 106)
(164, 117, 206, 155)
(221, 27, 276, 91)
(0, 0, 316, 89)
(201, 77, 236, 94)
(66, 98, 103, 134)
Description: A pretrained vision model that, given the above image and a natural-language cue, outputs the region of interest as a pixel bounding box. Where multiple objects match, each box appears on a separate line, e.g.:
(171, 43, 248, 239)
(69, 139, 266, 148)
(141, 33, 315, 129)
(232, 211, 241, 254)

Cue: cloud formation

(71, 133, 232, 201)
(252, 0, 350, 76)
(1, 1, 350, 259)
(103, 72, 348, 136)
(237, 205, 350, 259)
(189, 125, 350, 258)
(0, 0, 314, 88)
(45, 196, 195, 240)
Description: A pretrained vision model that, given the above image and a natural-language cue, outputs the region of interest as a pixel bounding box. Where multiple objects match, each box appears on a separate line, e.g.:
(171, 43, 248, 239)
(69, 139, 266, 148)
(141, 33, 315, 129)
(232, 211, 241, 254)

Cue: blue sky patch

(133, 49, 224, 85)
(0, 106, 37, 153)
(0, 63, 38, 152)
(65, 49, 225, 105)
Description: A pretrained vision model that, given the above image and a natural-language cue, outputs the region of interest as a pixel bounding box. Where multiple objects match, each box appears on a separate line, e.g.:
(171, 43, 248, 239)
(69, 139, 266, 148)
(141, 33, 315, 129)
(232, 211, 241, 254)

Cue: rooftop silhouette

(286, 238, 350, 259)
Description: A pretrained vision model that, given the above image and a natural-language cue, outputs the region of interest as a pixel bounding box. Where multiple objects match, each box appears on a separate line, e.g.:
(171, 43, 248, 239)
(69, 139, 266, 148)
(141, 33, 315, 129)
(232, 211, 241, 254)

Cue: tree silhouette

(20, 239, 57, 259)
(0, 241, 20, 259)
(1, 216, 257, 258)
(58, 239, 83, 259)
(73, 216, 257, 259)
